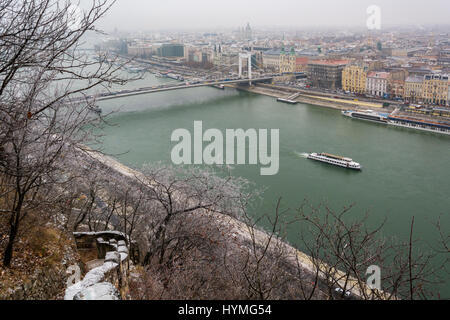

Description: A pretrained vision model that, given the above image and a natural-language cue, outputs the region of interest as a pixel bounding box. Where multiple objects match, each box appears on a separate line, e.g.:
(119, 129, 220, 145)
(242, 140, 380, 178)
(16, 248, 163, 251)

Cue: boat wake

(294, 151, 309, 159)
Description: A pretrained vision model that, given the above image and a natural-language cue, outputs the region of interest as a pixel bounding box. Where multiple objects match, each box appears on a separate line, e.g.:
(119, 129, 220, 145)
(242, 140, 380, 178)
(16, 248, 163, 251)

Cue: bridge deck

(74, 77, 273, 102)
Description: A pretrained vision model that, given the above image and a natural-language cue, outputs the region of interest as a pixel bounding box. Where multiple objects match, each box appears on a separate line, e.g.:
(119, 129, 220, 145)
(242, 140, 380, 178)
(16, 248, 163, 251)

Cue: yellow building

(279, 47, 296, 73)
(342, 64, 367, 94)
(404, 76, 423, 103)
(422, 74, 449, 105)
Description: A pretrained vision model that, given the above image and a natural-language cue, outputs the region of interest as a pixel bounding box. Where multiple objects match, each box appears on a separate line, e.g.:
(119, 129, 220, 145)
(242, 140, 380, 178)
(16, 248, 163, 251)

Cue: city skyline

(82, 0, 450, 32)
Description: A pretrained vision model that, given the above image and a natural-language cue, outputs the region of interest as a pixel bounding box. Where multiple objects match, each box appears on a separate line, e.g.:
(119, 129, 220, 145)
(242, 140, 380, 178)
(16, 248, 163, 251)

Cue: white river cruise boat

(307, 153, 361, 170)
(341, 110, 388, 123)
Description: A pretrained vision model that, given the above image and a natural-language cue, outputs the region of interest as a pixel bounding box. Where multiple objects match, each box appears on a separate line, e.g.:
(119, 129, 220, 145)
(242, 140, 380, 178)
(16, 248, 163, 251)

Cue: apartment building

(366, 72, 390, 97)
(307, 59, 349, 89)
(342, 64, 368, 94)
(404, 76, 423, 103)
(422, 74, 449, 106)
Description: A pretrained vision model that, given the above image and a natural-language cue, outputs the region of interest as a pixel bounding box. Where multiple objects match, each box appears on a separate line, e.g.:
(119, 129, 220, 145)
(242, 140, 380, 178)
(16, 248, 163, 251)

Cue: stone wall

(73, 231, 139, 263)
(65, 231, 131, 300)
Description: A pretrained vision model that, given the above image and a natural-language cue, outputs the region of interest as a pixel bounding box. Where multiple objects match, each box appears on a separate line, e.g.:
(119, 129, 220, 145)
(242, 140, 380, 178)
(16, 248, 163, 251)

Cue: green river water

(95, 72, 450, 296)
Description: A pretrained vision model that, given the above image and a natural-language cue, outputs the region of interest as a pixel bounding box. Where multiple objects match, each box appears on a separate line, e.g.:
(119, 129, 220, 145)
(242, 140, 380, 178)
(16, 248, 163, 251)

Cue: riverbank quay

(78, 147, 389, 300)
(232, 83, 387, 111)
(232, 84, 450, 136)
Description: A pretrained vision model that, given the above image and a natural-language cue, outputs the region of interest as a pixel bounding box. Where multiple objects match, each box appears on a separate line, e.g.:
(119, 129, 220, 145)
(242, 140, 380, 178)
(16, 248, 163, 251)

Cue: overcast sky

(83, 0, 450, 31)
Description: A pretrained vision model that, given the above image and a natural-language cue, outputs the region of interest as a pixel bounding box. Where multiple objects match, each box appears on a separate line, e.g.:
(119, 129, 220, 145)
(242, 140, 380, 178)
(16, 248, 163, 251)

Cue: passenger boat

(307, 153, 361, 170)
(277, 97, 298, 104)
(342, 110, 388, 123)
(342, 109, 450, 135)
(387, 115, 450, 135)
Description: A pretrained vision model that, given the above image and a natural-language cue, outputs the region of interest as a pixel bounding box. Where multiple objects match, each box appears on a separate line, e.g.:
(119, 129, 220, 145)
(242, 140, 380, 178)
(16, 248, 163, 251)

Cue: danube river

(96, 73, 450, 296)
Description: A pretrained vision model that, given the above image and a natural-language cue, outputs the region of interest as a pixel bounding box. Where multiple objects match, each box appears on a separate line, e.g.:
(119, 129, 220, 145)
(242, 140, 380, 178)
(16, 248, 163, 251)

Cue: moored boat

(342, 110, 388, 123)
(387, 115, 450, 135)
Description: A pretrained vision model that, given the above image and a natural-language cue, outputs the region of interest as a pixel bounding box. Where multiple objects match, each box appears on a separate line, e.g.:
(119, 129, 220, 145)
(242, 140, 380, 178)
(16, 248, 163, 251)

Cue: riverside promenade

(233, 83, 385, 111)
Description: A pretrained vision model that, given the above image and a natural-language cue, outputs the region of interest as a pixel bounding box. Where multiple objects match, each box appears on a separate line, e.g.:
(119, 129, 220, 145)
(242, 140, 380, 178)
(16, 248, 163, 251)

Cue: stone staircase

(64, 231, 132, 300)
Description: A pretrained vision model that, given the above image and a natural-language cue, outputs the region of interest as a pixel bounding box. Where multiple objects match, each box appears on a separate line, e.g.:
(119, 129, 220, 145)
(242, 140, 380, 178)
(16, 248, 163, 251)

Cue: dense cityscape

(88, 24, 450, 134)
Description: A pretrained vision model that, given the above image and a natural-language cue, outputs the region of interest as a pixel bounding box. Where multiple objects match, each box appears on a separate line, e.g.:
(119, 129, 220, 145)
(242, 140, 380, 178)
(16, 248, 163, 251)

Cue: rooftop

(263, 49, 283, 56)
(367, 71, 390, 79)
(405, 76, 423, 83)
(308, 59, 349, 66)
(296, 57, 309, 64)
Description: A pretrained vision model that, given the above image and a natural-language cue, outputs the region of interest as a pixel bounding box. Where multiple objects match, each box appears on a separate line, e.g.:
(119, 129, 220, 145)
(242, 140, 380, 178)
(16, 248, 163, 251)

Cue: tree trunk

(159, 227, 167, 265)
(3, 206, 22, 267)
(3, 192, 26, 267)
(3, 225, 17, 267)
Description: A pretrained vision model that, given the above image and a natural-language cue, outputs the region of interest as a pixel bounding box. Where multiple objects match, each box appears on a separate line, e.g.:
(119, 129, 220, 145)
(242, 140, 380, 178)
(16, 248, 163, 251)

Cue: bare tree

(0, 0, 129, 267)
(235, 198, 294, 299)
(57, 152, 448, 300)
(292, 201, 447, 300)
(133, 163, 255, 266)
(79, 158, 446, 300)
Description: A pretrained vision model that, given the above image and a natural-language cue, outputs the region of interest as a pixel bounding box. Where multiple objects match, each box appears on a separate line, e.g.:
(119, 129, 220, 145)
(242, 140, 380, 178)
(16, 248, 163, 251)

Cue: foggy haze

(80, 0, 450, 32)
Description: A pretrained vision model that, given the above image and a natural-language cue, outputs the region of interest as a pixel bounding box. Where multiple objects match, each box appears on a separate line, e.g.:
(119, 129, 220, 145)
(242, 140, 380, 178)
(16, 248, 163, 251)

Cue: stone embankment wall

(243, 83, 385, 111)
(64, 231, 132, 300)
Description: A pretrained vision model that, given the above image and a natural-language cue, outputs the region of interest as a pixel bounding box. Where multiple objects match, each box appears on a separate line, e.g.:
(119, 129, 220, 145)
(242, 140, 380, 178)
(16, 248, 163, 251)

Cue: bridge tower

(238, 52, 252, 82)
